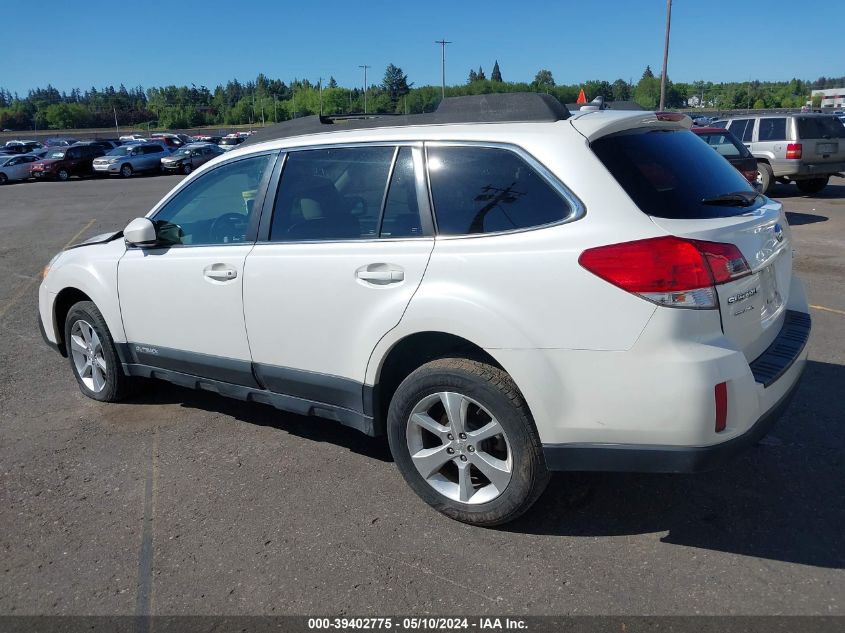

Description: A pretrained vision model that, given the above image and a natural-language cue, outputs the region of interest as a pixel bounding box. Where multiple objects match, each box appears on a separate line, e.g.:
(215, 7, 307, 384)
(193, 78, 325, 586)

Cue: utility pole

(658, 0, 672, 111)
(113, 106, 119, 137)
(273, 94, 277, 122)
(435, 39, 452, 100)
(359, 65, 370, 113)
(318, 77, 323, 116)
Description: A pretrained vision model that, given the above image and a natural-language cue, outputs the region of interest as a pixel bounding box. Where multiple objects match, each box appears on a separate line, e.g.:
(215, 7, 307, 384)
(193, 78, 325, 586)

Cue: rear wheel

(64, 301, 132, 402)
(756, 162, 773, 194)
(387, 357, 550, 526)
(796, 177, 829, 195)
(0, 173, 7, 185)
(120, 164, 133, 178)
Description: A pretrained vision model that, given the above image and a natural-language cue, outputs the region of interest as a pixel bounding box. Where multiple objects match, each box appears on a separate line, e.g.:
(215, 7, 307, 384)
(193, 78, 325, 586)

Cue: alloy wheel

(406, 392, 513, 504)
(69, 319, 107, 393)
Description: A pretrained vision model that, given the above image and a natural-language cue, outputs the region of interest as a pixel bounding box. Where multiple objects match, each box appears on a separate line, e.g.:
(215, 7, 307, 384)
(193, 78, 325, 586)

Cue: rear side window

(271, 146, 394, 241)
(758, 118, 787, 141)
(697, 132, 749, 158)
(591, 129, 764, 220)
(727, 119, 753, 142)
(427, 146, 569, 235)
(381, 147, 423, 238)
(145, 145, 164, 154)
(796, 116, 845, 139)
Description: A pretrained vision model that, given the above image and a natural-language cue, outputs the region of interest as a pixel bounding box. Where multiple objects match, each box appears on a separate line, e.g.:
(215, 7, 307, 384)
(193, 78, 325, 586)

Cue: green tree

(641, 65, 654, 80)
(611, 78, 631, 102)
(468, 69, 478, 84)
(477, 66, 486, 81)
(327, 76, 338, 89)
(381, 64, 412, 109)
(491, 61, 502, 82)
(634, 73, 660, 109)
(533, 69, 555, 90)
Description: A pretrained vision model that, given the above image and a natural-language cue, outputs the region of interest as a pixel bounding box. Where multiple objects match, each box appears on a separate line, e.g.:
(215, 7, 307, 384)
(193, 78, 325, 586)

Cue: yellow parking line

(0, 218, 96, 320)
(810, 304, 845, 316)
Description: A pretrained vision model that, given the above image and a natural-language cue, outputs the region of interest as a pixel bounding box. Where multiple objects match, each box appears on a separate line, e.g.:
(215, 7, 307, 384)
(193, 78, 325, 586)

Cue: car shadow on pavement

(786, 211, 829, 225)
(506, 360, 845, 569)
(772, 180, 845, 199)
(123, 381, 393, 463)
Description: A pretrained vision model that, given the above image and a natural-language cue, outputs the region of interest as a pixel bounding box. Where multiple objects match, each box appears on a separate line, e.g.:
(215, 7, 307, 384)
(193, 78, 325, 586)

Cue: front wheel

(64, 301, 132, 402)
(0, 173, 7, 185)
(387, 357, 550, 526)
(181, 163, 192, 175)
(56, 169, 69, 181)
(796, 177, 829, 195)
(120, 164, 133, 178)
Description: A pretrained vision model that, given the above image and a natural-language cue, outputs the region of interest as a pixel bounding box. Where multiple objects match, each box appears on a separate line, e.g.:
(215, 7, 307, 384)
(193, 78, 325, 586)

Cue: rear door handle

(356, 265, 405, 284)
(204, 263, 238, 281)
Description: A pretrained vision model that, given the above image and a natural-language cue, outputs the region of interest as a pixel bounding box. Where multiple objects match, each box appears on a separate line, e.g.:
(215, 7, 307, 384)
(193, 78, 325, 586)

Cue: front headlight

(41, 251, 63, 279)
(108, 158, 119, 164)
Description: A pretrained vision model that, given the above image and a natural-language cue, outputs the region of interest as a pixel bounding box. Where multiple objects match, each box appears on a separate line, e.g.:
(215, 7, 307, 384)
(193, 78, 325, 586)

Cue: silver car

(0, 153, 39, 183)
(93, 142, 170, 178)
(721, 113, 845, 194)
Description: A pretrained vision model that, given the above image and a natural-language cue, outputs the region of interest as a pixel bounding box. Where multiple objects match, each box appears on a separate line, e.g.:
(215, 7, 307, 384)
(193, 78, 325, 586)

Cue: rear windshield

(591, 129, 763, 219)
(795, 116, 845, 139)
(695, 132, 752, 158)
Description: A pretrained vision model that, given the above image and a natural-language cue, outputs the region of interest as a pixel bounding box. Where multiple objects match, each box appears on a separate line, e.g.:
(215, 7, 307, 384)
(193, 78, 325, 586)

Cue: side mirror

(124, 217, 157, 246)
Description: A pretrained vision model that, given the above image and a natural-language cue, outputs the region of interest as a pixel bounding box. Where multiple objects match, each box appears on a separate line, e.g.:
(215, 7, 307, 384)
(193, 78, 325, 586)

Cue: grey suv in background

(93, 143, 169, 178)
(718, 114, 845, 194)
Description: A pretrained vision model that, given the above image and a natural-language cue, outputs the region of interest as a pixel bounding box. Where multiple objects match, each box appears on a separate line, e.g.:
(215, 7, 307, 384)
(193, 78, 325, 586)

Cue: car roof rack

(242, 92, 570, 146)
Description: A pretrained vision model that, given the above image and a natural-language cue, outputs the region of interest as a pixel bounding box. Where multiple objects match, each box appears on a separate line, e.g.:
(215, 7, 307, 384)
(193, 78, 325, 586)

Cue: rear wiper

(701, 191, 761, 207)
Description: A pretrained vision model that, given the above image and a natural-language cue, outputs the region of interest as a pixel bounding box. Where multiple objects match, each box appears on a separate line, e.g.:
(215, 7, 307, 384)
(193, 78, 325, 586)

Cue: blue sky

(3, 0, 841, 95)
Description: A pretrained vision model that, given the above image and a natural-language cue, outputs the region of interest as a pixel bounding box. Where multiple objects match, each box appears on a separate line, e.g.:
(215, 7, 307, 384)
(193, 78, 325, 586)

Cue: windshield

(173, 148, 193, 156)
(591, 129, 763, 219)
(796, 116, 845, 139)
(47, 150, 66, 159)
(107, 146, 136, 156)
(221, 138, 239, 145)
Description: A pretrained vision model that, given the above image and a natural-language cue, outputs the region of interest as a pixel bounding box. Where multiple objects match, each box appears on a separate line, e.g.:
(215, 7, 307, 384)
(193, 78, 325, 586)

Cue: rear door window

(727, 119, 752, 142)
(796, 116, 845, 139)
(758, 118, 787, 141)
(591, 129, 764, 220)
(380, 147, 423, 238)
(426, 145, 570, 235)
(698, 132, 749, 158)
(270, 146, 395, 241)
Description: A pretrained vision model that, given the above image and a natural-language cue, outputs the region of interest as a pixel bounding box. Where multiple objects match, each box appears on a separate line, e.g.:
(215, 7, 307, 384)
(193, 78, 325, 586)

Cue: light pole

(658, 0, 672, 111)
(359, 65, 371, 113)
(318, 77, 323, 116)
(435, 39, 452, 100)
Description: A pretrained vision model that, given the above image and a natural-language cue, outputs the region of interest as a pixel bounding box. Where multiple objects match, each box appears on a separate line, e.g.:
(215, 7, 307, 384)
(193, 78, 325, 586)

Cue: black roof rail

(242, 92, 570, 146)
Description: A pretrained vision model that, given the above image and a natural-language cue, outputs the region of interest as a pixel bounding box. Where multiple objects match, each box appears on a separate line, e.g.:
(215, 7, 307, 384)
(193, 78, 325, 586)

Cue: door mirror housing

(124, 217, 157, 246)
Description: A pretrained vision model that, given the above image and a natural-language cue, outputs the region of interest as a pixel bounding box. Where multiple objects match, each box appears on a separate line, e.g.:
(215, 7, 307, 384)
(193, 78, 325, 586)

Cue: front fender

(43, 239, 126, 344)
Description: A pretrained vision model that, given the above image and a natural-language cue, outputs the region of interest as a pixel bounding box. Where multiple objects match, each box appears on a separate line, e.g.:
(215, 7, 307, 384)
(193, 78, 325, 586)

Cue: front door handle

(356, 264, 405, 284)
(204, 263, 238, 281)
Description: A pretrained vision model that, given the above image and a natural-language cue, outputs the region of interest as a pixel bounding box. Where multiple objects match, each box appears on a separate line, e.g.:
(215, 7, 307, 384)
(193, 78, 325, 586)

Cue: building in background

(809, 88, 845, 110)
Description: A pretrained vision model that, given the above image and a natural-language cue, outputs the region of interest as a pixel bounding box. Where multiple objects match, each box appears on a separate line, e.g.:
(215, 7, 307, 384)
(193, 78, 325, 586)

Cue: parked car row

(0, 131, 252, 183)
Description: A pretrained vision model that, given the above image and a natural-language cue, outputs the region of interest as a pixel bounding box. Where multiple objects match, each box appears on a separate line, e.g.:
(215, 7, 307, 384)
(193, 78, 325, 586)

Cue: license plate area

(758, 263, 783, 323)
(817, 142, 837, 154)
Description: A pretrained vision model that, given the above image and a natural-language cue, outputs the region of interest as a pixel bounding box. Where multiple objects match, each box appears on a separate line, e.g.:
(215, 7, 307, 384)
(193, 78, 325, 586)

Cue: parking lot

(1, 174, 843, 616)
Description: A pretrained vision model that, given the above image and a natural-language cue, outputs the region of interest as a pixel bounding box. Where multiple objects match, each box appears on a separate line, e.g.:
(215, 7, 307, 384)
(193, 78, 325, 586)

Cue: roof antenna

(580, 96, 607, 112)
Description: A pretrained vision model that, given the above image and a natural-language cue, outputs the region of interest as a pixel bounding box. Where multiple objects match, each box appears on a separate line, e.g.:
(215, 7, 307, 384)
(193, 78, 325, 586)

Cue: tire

(181, 163, 192, 175)
(387, 357, 550, 526)
(56, 169, 69, 181)
(796, 177, 829, 195)
(120, 163, 133, 178)
(756, 161, 773, 195)
(64, 301, 132, 403)
(0, 173, 7, 185)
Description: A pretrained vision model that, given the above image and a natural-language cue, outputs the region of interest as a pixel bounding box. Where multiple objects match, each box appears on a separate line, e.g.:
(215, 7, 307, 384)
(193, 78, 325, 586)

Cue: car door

(242, 145, 434, 415)
(117, 152, 277, 385)
(7, 156, 28, 180)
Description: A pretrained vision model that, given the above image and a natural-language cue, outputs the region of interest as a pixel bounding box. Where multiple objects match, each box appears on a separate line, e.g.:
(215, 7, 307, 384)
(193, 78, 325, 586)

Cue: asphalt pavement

(0, 174, 843, 616)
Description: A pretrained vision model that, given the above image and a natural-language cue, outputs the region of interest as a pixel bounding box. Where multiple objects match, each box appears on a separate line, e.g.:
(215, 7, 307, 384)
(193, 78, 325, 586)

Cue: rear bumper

(771, 159, 845, 178)
(541, 309, 810, 473)
(542, 373, 802, 473)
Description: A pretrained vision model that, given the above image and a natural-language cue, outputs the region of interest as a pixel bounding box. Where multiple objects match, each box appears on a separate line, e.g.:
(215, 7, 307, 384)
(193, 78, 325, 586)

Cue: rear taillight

(741, 170, 758, 184)
(786, 143, 802, 159)
(715, 382, 728, 432)
(578, 236, 751, 309)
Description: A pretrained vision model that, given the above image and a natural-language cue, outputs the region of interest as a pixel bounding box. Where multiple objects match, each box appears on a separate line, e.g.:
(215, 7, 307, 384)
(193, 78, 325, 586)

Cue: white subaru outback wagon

(39, 94, 811, 526)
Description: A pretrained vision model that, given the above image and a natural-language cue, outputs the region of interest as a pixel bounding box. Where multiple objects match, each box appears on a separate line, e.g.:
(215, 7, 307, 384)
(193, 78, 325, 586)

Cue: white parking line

(810, 304, 845, 316)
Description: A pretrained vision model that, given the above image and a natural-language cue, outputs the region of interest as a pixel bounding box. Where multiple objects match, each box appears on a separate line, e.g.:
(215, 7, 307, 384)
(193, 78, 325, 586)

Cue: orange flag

(576, 89, 588, 104)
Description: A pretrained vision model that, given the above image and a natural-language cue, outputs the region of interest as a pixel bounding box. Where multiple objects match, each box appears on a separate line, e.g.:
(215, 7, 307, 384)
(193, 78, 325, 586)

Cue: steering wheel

(210, 212, 246, 243)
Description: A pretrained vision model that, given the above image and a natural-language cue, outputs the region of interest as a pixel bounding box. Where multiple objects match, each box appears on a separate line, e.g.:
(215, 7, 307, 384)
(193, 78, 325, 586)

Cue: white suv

(38, 94, 811, 526)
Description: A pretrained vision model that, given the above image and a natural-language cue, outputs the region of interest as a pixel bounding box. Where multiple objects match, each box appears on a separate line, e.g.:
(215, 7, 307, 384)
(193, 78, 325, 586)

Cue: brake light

(578, 236, 751, 309)
(655, 111, 687, 122)
(786, 143, 802, 159)
(715, 382, 728, 432)
(741, 170, 758, 184)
